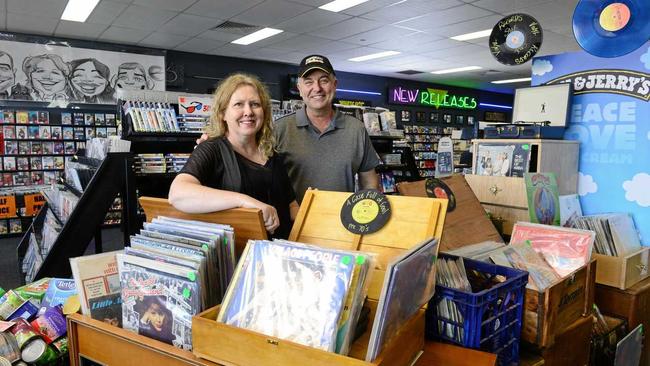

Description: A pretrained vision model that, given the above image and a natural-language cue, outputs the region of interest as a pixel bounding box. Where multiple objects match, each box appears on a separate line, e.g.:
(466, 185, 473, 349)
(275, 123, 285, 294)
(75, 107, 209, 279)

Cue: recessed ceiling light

(231, 28, 283, 45)
(491, 77, 532, 84)
(61, 0, 100, 22)
(319, 0, 369, 12)
(450, 29, 492, 41)
(349, 51, 401, 62)
(431, 66, 482, 74)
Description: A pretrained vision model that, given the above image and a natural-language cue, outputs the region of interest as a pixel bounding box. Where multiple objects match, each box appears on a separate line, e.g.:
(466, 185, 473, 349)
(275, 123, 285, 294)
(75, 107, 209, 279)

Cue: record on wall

(489, 13, 543, 65)
(425, 178, 456, 212)
(572, 0, 649, 58)
(340, 190, 391, 235)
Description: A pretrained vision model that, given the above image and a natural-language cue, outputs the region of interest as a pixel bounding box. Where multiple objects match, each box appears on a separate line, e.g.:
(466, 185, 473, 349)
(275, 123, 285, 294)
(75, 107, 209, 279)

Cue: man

(274, 54, 380, 202)
(0, 51, 30, 99)
(197, 55, 380, 203)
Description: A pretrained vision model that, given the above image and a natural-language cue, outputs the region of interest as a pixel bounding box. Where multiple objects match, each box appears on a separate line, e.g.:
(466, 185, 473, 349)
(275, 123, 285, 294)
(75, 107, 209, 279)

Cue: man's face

(115, 68, 148, 90)
(0, 54, 15, 93)
(297, 70, 337, 113)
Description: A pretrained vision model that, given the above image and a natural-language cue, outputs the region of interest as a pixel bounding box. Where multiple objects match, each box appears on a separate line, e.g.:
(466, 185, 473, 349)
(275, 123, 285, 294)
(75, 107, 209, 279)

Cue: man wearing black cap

(273, 54, 380, 202)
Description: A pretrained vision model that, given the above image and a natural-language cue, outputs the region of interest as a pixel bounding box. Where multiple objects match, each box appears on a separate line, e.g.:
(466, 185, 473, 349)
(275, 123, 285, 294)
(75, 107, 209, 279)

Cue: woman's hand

(241, 197, 279, 234)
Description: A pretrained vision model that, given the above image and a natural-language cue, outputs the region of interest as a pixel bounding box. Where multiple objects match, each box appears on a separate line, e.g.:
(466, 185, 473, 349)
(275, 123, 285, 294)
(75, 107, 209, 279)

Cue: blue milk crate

(426, 253, 529, 366)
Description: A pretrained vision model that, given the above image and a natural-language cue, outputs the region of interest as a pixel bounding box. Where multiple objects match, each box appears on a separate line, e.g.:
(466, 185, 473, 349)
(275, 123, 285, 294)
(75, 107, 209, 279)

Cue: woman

(22, 54, 73, 102)
(169, 73, 298, 238)
(69, 58, 115, 103)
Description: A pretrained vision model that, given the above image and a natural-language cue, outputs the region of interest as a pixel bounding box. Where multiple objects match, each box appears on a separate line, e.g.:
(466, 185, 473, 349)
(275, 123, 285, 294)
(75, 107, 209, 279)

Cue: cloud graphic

(641, 47, 650, 70)
(578, 172, 597, 196)
(532, 59, 553, 76)
(623, 173, 650, 207)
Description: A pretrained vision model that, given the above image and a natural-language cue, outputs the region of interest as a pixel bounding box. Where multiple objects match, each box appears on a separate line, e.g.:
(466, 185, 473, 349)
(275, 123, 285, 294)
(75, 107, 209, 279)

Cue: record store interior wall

(532, 41, 650, 245)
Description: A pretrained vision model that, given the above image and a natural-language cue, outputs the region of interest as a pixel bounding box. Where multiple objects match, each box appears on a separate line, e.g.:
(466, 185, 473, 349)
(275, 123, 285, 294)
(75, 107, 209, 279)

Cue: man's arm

(358, 169, 380, 190)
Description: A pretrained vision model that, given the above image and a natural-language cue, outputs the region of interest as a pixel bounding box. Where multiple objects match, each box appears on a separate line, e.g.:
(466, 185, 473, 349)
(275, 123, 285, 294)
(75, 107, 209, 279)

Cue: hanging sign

(388, 86, 478, 110)
(24, 194, 45, 216)
(0, 196, 17, 219)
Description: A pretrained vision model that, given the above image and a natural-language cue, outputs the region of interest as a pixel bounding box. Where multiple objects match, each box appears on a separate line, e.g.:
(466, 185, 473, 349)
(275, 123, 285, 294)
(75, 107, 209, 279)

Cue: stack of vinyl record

(217, 239, 374, 355)
(573, 213, 641, 257)
(119, 216, 237, 351)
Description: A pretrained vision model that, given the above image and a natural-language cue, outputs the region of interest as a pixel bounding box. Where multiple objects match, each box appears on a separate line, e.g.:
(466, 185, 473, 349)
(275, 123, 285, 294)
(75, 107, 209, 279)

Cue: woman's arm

(169, 173, 280, 233)
(289, 200, 300, 221)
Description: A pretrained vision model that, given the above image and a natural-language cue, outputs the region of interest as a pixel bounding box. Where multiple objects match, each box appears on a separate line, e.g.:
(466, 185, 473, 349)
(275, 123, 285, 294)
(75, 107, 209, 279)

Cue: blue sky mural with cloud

(532, 41, 650, 245)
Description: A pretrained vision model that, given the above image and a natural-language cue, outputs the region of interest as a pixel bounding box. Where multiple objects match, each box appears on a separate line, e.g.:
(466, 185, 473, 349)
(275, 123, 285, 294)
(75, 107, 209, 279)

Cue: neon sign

(388, 86, 478, 110)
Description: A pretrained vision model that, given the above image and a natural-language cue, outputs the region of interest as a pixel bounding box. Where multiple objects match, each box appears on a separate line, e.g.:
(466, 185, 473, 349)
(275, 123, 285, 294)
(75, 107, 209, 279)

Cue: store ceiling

(0, 0, 584, 92)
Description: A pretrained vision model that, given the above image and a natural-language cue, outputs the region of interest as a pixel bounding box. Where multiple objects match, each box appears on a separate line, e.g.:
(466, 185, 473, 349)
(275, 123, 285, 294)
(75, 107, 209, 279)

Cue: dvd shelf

(403, 125, 453, 178)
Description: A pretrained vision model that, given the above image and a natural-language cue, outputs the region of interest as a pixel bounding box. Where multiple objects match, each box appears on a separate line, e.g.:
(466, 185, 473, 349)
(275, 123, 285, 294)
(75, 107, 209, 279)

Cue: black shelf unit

(369, 135, 419, 192)
(16, 152, 137, 280)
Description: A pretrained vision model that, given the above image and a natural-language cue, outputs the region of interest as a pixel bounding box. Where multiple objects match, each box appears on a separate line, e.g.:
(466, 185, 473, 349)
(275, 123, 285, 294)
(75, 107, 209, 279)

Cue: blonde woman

(169, 73, 298, 238)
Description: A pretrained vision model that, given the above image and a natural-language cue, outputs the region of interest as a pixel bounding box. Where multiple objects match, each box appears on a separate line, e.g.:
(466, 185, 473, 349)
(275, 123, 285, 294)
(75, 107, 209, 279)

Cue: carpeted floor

(0, 227, 126, 291)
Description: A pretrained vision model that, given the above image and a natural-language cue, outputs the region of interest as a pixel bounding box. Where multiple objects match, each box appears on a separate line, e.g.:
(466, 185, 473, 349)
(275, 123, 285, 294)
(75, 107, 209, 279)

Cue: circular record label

(340, 189, 391, 235)
(489, 13, 543, 65)
(425, 178, 456, 212)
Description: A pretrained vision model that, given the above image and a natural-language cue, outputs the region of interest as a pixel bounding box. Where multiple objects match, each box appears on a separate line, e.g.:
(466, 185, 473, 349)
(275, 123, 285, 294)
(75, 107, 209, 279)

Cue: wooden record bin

(465, 139, 579, 235)
(192, 189, 448, 366)
(67, 197, 268, 366)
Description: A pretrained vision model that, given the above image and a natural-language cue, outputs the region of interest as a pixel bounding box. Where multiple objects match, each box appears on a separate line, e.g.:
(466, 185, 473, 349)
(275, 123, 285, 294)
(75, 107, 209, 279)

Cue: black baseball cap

(298, 54, 335, 78)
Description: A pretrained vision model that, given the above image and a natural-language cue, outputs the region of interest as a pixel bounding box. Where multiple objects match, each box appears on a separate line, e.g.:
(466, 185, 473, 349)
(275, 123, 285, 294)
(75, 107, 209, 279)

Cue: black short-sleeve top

(179, 138, 295, 239)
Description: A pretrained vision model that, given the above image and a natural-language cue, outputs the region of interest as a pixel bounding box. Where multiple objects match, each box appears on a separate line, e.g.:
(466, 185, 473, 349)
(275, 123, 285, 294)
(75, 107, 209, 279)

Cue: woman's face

(116, 67, 148, 90)
(223, 85, 264, 141)
(145, 303, 166, 332)
(31, 59, 66, 95)
(71, 61, 107, 97)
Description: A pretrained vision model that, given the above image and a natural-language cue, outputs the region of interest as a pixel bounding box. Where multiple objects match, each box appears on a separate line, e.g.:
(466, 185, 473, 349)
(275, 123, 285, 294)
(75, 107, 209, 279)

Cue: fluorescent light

(231, 28, 283, 45)
(480, 103, 513, 109)
(450, 29, 492, 41)
(431, 66, 482, 74)
(319, 0, 369, 12)
(61, 0, 100, 22)
(336, 88, 382, 96)
(349, 51, 401, 62)
(491, 77, 532, 84)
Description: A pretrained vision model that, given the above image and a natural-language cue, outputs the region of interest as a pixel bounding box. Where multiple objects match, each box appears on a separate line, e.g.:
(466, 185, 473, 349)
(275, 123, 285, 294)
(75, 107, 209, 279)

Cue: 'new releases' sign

(388, 86, 478, 110)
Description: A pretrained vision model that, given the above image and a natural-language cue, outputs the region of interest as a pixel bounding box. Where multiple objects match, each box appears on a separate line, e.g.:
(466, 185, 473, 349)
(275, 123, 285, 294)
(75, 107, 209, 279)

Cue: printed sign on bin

(178, 96, 212, 116)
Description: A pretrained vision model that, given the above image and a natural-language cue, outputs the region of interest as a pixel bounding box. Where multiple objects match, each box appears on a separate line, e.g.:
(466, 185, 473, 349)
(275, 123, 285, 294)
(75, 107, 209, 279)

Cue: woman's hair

(205, 73, 274, 158)
(69, 58, 110, 79)
(22, 54, 70, 78)
(137, 296, 173, 340)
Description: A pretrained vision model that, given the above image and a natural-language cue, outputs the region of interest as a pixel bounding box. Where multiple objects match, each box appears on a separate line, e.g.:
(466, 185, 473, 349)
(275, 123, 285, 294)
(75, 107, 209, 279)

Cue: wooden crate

(67, 313, 219, 366)
(192, 189, 448, 365)
(522, 314, 593, 366)
(466, 139, 579, 235)
(595, 276, 650, 366)
(139, 196, 267, 257)
(522, 260, 597, 348)
(592, 247, 650, 290)
(395, 175, 503, 251)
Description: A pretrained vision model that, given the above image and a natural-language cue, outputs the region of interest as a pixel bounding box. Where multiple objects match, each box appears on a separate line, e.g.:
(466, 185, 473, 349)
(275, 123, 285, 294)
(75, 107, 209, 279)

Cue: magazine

(218, 240, 356, 352)
(366, 238, 439, 362)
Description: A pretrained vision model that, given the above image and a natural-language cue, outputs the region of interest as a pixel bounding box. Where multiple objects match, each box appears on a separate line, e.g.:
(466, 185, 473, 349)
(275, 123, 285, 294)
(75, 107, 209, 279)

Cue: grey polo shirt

(274, 108, 380, 202)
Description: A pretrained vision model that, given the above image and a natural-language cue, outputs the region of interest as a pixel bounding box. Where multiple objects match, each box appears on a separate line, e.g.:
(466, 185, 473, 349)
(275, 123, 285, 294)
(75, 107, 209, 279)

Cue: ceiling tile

(7, 12, 58, 36)
(368, 31, 442, 52)
(86, 1, 130, 25)
(246, 47, 294, 60)
(231, 0, 313, 27)
(98, 26, 152, 44)
(197, 29, 243, 43)
(112, 5, 177, 31)
(429, 14, 502, 37)
(308, 17, 382, 40)
(361, 0, 462, 23)
(0, 0, 6, 13)
(472, 0, 554, 14)
(207, 44, 251, 58)
(266, 34, 331, 51)
(158, 14, 221, 37)
(395, 5, 495, 30)
(173, 37, 226, 53)
(54, 21, 109, 40)
(422, 43, 489, 59)
(7, 0, 66, 17)
(275, 8, 350, 33)
(327, 46, 386, 60)
(338, 0, 401, 17)
(139, 32, 190, 49)
(131, 0, 198, 12)
(340, 25, 413, 46)
(184, 0, 263, 20)
(373, 54, 433, 67)
(304, 40, 358, 54)
(285, 0, 329, 5)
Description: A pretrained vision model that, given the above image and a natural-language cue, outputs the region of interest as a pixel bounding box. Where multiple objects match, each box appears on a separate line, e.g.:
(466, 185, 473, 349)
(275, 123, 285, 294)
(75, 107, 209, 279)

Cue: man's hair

(205, 73, 275, 158)
(0, 51, 14, 69)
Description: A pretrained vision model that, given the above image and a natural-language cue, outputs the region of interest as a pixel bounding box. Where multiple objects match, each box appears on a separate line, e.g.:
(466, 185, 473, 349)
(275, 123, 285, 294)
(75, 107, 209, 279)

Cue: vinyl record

(425, 178, 456, 212)
(489, 13, 543, 65)
(340, 189, 391, 235)
(572, 0, 649, 58)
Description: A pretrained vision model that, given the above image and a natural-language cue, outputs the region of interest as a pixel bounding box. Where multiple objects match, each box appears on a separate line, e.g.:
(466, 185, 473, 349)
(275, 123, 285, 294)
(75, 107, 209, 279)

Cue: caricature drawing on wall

(113, 62, 154, 90)
(69, 58, 115, 103)
(0, 51, 30, 99)
(23, 54, 74, 102)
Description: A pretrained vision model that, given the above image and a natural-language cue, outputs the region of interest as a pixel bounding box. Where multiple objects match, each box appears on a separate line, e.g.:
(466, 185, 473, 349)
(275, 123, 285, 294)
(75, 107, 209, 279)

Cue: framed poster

(443, 114, 452, 124)
(400, 110, 411, 122)
(455, 115, 465, 124)
(430, 112, 439, 123)
(416, 111, 426, 123)
(467, 116, 476, 125)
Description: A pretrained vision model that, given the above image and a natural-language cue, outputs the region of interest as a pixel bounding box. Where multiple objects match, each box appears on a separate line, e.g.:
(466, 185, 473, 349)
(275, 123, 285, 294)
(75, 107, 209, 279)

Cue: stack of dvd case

(122, 101, 180, 133)
(118, 216, 237, 350)
(135, 154, 166, 174)
(176, 114, 208, 133)
(217, 239, 374, 355)
(166, 154, 190, 173)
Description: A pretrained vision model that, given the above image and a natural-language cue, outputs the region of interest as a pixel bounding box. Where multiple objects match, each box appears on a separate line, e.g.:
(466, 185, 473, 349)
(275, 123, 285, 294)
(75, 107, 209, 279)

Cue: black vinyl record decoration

(489, 13, 543, 65)
(425, 178, 456, 212)
(572, 0, 649, 58)
(340, 189, 391, 235)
